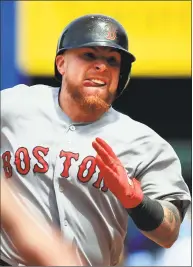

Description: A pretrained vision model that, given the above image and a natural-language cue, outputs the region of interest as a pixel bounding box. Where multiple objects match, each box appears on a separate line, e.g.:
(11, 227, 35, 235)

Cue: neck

(58, 87, 108, 123)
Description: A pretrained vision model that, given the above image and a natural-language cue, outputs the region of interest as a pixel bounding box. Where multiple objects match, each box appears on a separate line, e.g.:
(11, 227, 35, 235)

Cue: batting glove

(92, 137, 144, 208)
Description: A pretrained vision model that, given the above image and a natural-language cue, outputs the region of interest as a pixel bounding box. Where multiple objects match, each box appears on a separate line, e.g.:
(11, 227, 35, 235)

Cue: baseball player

(1, 14, 191, 266)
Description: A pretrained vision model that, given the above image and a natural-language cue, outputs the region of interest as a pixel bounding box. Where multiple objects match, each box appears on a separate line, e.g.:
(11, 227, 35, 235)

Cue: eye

(83, 52, 96, 60)
(107, 56, 120, 67)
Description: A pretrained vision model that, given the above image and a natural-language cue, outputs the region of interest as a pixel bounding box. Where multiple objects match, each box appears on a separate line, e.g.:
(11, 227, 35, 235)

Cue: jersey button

(59, 186, 64, 192)
(64, 220, 68, 226)
(69, 125, 76, 131)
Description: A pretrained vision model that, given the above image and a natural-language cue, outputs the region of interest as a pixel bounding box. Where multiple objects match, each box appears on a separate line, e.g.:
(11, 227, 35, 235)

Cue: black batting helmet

(55, 14, 136, 96)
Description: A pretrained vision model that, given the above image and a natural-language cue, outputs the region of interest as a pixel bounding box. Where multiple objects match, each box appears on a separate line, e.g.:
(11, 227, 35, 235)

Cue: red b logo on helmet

(105, 26, 117, 41)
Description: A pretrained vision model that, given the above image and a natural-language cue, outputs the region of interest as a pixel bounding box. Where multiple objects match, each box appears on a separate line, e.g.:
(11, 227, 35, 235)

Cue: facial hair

(66, 82, 114, 114)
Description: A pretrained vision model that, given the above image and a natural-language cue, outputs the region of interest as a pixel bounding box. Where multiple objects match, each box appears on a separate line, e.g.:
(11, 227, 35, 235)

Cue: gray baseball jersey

(1, 84, 191, 265)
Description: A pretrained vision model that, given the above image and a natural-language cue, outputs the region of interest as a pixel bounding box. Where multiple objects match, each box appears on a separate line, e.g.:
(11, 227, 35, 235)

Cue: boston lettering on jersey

(1, 146, 108, 192)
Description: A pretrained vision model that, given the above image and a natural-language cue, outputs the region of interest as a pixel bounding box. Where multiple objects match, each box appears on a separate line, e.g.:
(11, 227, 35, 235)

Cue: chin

(69, 85, 114, 113)
(81, 86, 108, 97)
(80, 95, 110, 113)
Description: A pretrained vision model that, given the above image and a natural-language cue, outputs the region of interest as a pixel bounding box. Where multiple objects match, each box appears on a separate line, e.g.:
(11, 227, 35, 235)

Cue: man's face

(56, 46, 121, 112)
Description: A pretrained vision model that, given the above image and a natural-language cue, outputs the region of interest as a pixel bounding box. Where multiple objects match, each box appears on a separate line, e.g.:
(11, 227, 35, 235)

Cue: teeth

(91, 79, 106, 85)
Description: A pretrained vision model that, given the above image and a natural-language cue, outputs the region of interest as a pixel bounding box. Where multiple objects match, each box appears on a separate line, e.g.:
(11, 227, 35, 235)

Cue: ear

(55, 54, 66, 75)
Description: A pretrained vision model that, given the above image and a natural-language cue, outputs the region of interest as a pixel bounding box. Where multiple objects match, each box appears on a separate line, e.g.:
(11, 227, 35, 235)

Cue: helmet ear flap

(116, 59, 132, 97)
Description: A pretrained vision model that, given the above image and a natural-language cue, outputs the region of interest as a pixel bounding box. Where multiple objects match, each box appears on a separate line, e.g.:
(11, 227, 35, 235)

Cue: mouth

(83, 78, 107, 88)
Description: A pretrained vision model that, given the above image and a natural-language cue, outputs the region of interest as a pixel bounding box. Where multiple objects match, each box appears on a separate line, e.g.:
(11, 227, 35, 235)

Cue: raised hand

(92, 137, 144, 208)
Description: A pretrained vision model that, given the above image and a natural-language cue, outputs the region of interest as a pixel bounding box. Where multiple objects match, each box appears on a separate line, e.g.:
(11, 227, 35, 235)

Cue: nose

(93, 62, 107, 72)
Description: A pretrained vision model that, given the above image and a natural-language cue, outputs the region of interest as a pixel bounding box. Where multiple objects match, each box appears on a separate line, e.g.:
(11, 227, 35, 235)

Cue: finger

(95, 137, 117, 159)
(92, 140, 115, 167)
(96, 156, 120, 195)
(95, 154, 117, 179)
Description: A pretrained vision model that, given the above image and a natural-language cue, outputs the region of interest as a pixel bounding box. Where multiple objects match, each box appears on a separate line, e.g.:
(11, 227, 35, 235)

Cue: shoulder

(108, 108, 160, 141)
(106, 108, 177, 157)
(1, 84, 59, 117)
(1, 83, 55, 98)
(1, 83, 58, 105)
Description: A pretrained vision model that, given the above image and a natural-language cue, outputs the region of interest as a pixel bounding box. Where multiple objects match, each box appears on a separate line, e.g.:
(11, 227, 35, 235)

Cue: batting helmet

(55, 14, 136, 96)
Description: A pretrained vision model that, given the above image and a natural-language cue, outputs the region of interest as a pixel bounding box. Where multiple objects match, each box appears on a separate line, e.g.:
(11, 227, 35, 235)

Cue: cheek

(111, 69, 120, 88)
(66, 62, 85, 84)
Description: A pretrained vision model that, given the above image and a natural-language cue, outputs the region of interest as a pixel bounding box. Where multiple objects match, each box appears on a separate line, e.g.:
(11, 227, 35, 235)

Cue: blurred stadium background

(1, 1, 191, 266)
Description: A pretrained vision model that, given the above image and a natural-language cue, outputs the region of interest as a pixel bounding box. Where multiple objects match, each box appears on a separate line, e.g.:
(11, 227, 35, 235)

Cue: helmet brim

(57, 41, 135, 61)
